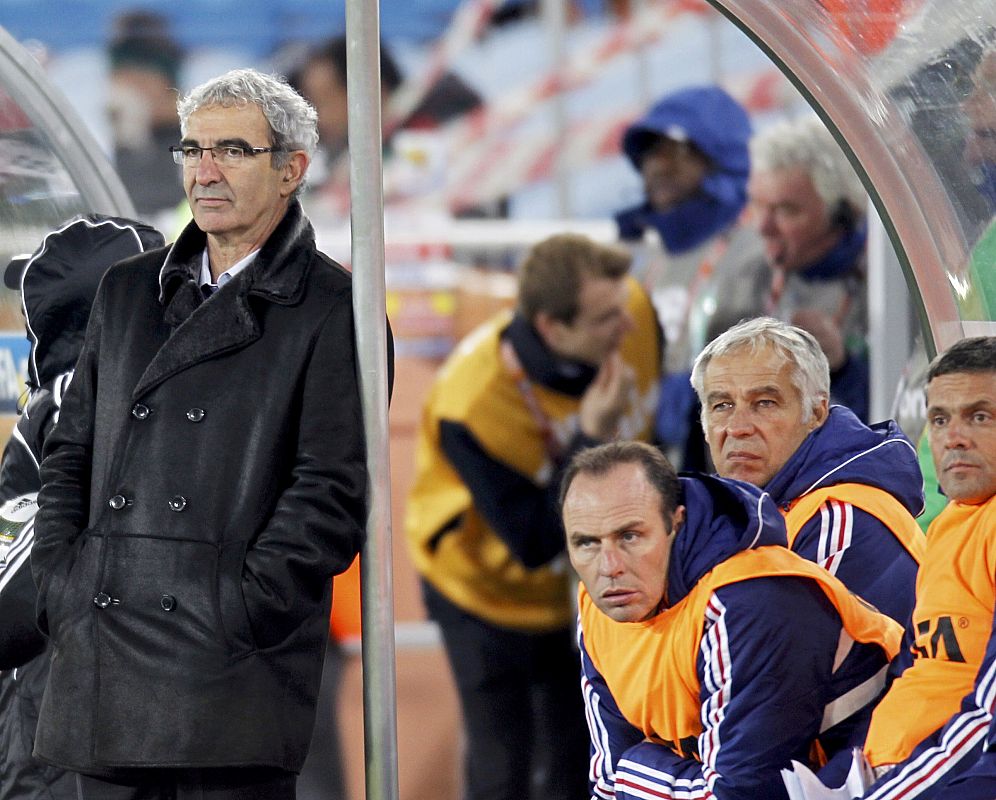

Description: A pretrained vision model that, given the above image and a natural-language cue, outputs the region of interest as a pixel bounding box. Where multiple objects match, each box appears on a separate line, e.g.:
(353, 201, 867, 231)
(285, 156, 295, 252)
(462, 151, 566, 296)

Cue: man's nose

(195, 150, 223, 184)
(943, 419, 972, 449)
(758, 208, 779, 237)
(598, 546, 625, 577)
(726, 404, 755, 436)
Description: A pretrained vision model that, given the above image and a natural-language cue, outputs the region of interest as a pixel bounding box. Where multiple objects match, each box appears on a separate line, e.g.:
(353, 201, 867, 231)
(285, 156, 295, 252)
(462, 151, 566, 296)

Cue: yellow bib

(783, 483, 924, 564)
(865, 496, 996, 767)
(581, 546, 902, 758)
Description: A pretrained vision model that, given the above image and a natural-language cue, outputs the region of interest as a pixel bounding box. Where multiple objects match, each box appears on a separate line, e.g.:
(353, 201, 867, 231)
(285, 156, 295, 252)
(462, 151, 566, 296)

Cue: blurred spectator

(744, 115, 871, 421)
(615, 85, 759, 469)
(406, 234, 662, 800)
(891, 44, 996, 536)
(963, 44, 996, 319)
(106, 9, 186, 219)
(291, 35, 482, 175)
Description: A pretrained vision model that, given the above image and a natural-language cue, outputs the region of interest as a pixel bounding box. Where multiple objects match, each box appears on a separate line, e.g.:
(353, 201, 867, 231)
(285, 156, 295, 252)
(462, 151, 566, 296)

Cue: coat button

(93, 592, 119, 608)
(186, 408, 206, 423)
(168, 495, 187, 512)
(108, 495, 127, 510)
(131, 403, 151, 420)
(160, 594, 177, 612)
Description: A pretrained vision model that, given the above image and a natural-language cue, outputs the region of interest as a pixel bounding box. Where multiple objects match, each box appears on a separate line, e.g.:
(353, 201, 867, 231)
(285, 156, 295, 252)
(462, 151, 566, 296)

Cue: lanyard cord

(500, 338, 564, 462)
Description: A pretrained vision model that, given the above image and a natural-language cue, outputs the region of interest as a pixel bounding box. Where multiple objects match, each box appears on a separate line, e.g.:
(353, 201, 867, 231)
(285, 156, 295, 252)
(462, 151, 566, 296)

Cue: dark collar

(502, 313, 597, 397)
(159, 199, 316, 327)
(797, 223, 867, 282)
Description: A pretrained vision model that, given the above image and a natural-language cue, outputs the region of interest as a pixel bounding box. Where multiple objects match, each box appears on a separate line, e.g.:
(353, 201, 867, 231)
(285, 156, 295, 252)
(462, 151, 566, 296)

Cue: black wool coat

(31, 200, 372, 774)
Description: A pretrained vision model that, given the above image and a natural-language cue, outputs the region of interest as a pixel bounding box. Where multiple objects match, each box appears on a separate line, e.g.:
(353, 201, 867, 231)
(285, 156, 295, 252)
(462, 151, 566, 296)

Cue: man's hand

(579, 352, 636, 440)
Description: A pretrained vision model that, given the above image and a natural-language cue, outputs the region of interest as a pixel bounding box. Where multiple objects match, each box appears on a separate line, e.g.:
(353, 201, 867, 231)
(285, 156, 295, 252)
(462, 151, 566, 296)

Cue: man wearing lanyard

(406, 233, 663, 800)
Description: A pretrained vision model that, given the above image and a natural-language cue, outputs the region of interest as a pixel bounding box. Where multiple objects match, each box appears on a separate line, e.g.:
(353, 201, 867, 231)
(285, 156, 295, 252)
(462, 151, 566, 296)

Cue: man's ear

(279, 151, 310, 197)
(670, 505, 686, 535)
(533, 311, 561, 349)
(809, 398, 830, 430)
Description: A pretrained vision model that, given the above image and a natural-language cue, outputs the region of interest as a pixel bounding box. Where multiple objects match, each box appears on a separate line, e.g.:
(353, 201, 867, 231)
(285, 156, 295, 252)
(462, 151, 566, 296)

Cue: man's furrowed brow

(568, 530, 595, 545)
(214, 137, 254, 148)
(179, 137, 254, 148)
(609, 519, 643, 537)
(747, 384, 786, 398)
(925, 403, 948, 418)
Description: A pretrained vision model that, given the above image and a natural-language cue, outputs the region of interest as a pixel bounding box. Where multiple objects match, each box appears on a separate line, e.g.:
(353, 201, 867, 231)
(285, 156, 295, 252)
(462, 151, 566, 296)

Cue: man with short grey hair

(692, 317, 922, 629)
(31, 68, 388, 800)
(737, 116, 871, 419)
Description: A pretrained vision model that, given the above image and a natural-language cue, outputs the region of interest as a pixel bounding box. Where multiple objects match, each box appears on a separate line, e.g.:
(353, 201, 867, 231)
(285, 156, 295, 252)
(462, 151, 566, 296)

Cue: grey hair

(177, 68, 319, 190)
(750, 115, 866, 221)
(691, 317, 830, 422)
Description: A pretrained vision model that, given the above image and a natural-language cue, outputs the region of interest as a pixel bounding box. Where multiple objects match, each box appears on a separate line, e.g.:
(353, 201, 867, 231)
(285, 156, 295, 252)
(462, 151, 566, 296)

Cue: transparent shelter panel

(0, 27, 133, 432)
(710, 0, 996, 350)
(0, 113, 91, 326)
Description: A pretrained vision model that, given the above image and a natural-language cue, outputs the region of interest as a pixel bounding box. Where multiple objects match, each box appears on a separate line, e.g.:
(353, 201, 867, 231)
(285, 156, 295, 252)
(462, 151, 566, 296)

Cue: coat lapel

(132, 201, 316, 400)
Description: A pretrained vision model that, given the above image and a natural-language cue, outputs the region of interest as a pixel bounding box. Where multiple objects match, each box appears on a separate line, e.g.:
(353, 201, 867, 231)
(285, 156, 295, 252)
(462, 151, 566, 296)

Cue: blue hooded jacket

(764, 405, 924, 626)
(615, 86, 751, 254)
(579, 471, 897, 800)
(765, 405, 924, 518)
(667, 472, 786, 605)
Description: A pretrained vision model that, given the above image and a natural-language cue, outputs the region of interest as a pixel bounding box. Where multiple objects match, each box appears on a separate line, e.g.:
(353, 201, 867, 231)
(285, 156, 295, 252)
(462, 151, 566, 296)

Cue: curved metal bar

(705, 0, 971, 354)
(0, 26, 135, 217)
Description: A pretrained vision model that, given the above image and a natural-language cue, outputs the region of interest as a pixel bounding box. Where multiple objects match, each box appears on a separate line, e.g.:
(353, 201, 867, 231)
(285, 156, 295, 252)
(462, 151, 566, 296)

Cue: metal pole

(633, 0, 653, 107)
(343, 1, 400, 799)
(541, 0, 571, 216)
(867, 200, 912, 423)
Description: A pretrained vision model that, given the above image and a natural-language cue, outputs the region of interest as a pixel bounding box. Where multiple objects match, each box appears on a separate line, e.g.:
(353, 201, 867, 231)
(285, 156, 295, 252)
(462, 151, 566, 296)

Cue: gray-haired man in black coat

(31, 68, 389, 800)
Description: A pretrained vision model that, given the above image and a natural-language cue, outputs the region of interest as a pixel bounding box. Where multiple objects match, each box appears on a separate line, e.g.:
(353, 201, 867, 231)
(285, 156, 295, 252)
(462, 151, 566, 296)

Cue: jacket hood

(622, 86, 751, 177)
(19, 214, 164, 388)
(666, 473, 787, 606)
(617, 86, 751, 252)
(764, 405, 925, 516)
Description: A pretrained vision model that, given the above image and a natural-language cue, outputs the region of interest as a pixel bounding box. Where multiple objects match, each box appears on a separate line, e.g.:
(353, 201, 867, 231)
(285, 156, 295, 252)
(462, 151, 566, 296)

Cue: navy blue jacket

(765, 406, 924, 626)
(580, 474, 894, 800)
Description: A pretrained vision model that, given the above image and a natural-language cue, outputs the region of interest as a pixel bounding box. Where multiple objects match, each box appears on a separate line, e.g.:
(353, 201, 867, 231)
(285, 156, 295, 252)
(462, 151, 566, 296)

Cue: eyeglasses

(170, 144, 283, 166)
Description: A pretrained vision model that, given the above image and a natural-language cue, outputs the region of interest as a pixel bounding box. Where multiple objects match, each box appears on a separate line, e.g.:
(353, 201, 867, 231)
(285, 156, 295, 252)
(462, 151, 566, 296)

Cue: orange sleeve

(329, 555, 362, 641)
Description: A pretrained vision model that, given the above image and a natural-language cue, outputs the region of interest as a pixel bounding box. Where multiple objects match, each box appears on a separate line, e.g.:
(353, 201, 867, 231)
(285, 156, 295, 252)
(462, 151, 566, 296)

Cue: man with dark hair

(30, 68, 386, 800)
(106, 9, 186, 217)
(292, 35, 481, 165)
(406, 233, 662, 800)
(844, 336, 996, 799)
(561, 440, 901, 800)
